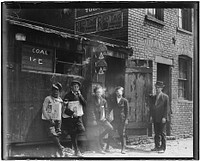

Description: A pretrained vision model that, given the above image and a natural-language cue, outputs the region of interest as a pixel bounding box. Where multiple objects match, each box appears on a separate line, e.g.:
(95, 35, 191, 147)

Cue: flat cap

(52, 82, 62, 91)
(71, 80, 81, 87)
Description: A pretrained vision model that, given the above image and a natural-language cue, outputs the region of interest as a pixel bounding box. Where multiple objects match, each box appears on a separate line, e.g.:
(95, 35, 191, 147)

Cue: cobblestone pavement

(7, 137, 193, 159)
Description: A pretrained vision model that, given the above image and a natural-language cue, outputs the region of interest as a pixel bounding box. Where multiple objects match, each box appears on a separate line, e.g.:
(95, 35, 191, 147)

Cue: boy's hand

(150, 116, 153, 123)
(92, 120, 97, 126)
(125, 119, 128, 125)
(73, 113, 78, 118)
(162, 118, 166, 123)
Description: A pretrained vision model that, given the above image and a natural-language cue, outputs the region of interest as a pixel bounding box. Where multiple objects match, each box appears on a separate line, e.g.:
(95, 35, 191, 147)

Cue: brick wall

(128, 8, 193, 136)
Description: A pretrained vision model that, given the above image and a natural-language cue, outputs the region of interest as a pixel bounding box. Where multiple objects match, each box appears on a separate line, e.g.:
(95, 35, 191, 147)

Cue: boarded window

(178, 55, 192, 100)
(178, 9, 192, 32)
(146, 8, 164, 21)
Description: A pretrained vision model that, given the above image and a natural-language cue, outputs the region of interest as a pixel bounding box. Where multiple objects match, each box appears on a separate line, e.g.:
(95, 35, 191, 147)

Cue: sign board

(75, 16, 97, 33)
(75, 11, 123, 33)
(21, 44, 53, 72)
(97, 11, 123, 31)
(75, 8, 112, 18)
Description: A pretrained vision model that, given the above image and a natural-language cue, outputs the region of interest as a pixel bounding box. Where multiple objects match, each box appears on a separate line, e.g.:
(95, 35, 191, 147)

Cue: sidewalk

(84, 137, 193, 158)
(6, 136, 193, 159)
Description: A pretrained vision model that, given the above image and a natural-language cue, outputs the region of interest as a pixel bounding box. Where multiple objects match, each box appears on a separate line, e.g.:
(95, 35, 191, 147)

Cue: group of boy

(42, 80, 170, 157)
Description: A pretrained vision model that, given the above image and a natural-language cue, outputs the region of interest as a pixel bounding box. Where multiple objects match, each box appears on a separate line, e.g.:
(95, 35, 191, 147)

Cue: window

(178, 9, 192, 32)
(146, 8, 164, 21)
(55, 49, 83, 76)
(178, 55, 192, 100)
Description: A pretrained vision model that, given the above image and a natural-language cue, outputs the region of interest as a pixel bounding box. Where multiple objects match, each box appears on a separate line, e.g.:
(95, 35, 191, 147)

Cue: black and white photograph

(1, 1, 199, 160)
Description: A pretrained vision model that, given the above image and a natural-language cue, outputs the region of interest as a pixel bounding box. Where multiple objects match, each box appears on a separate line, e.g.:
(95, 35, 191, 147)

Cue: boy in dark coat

(149, 81, 170, 153)
(62, 80, 86, 157)
(87, 85, 113, 154)
(105, 86, 129, 154)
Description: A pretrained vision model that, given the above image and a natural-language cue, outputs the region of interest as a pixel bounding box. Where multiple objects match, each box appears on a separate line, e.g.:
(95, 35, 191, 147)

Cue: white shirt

(117, 97, 122, 103)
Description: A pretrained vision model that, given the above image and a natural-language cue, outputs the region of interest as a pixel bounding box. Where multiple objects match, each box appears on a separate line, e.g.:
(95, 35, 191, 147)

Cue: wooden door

(125, 67, 152, 136)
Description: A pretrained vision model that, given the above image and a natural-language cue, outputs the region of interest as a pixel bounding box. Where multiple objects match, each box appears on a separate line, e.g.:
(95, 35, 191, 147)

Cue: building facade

(127, 8, 193, 136)
(3, 4, 194, 150)
(74, 8, 194, 136)
(3, 6, 132, 146)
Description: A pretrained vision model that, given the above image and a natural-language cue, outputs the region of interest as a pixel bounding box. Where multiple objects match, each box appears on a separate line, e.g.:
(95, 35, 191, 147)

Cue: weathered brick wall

(128, 8, 193, 136)
(171, 8, 194, 136)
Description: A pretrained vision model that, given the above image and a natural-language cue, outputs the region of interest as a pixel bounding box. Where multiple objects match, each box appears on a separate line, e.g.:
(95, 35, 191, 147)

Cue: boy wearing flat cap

(106, 86, 129, 154)
(62, 80, 86, 157)
(42, 82, 65, 156)
(149, 81, 170, 153)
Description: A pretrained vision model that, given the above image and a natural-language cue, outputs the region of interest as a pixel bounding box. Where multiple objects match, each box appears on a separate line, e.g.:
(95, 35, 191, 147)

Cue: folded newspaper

(68, 101, 84, 116)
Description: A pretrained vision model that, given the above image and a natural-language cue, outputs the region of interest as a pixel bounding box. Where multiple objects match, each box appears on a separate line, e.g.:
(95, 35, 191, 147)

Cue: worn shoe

(151, 147, 159, 151)
(57, 149, 65, 157)
(74, 151, 84, 157)
(158, 148, 165, 153)
(121, 150, 126, 154)
(96, 150, 106, 154)
(105, 148, 110, 153)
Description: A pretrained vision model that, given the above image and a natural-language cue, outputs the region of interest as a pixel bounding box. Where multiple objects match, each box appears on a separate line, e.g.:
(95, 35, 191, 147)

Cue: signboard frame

(75, 8, 119, 19)
(21, 44, 54, 72)
(75, 10, 123, 34)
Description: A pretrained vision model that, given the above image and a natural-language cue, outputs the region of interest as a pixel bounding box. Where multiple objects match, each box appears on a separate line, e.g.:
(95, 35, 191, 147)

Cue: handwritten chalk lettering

(29, 57, 43, 65)
(32, 48, 49, 55)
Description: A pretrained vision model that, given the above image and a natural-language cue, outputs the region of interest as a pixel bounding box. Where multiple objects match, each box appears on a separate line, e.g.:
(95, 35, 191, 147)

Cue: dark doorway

(157, 63, 172, 136)
(105, 56, 125, 95)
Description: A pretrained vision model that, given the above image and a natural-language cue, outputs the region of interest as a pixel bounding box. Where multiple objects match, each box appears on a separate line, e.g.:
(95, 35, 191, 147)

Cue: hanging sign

(98, 67, 104, 74)
(95, 59, 107, 74)
(21, 44, 53, 72)
(98, 52, 104, 59)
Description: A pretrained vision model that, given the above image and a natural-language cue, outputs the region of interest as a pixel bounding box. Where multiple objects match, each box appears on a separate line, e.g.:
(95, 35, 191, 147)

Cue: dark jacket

(109, 95, 129, 123)
(149, 92, 170, 123)
(87, 95, 108, 122)
(63, 91, 86, 117)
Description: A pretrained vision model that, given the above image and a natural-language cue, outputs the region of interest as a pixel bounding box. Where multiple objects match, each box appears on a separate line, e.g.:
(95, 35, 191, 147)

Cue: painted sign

(75, 11, 123, 33)
(75, 16, 97, 33)
(21, 44, 53, 72)
(144, 38, 164, 51)
(98, 11, 123, 31)
(75, 8, 111, 18)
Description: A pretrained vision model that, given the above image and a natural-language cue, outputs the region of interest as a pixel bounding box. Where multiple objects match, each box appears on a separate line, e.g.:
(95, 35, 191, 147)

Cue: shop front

(5, 17, 132, 148)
